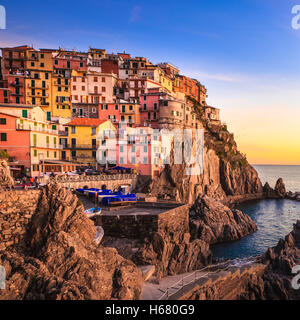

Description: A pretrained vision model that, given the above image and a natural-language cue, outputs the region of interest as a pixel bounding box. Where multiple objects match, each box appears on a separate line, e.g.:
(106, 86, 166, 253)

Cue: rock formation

(190, 195, 258, 244)
(0, 184, 143, 300)
(149, 122, 262, 204)
(260, 220, 300, 300)
(263, 178, 287, 199)
(0, 160, 14, 190)
(274, 178, 286, 198)
(132, 231, 212, 279)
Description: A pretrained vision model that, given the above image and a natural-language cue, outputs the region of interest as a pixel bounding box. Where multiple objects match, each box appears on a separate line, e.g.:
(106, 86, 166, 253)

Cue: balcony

(27, 84, 49, 89)
(9, 82, 23, 87)
(66, 144, 98, 150)
(10, 92, 23, 96)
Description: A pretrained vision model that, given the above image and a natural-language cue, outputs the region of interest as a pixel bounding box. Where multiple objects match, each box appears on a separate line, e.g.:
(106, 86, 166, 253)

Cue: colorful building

(0, 105, 61, 177)
(65, 118, 116, 165)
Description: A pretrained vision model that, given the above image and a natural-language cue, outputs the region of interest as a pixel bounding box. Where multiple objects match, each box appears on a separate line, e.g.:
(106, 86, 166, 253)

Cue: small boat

(85, 207, 102, 219)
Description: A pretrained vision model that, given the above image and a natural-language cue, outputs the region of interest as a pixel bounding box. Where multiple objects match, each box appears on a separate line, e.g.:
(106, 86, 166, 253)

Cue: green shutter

(22, 110, 28, 118)
(46, 112, 51, 121)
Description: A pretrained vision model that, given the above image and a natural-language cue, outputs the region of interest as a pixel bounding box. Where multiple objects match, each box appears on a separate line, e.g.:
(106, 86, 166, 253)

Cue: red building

(98, 103, 121, 124)
(101, 59, 119, 75)
(0, 112, 31, 170)
(7, 75, 26, 104)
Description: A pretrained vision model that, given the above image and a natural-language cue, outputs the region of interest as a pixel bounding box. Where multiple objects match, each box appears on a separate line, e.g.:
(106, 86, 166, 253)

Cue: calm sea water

(212, 165, 300, 259)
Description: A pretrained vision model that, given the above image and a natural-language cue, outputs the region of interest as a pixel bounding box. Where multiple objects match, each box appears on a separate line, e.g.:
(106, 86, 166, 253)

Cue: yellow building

(25, 49, 53, 119)
(65, 118, 116, 165)
(157, 67, 173, 92)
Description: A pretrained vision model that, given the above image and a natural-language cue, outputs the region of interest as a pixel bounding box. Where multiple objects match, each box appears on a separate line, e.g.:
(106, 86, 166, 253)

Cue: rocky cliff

(0, 184, 143, 300)
(149, 122, 263, 204)
(190, 195, 257, 244)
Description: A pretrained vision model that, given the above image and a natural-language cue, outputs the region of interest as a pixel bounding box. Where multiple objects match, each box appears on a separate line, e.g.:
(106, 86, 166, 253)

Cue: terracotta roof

(66, 118, 108, 127)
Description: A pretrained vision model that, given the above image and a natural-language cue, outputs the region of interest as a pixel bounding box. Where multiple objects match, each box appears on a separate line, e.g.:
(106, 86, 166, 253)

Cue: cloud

(130, 5, 141, 23)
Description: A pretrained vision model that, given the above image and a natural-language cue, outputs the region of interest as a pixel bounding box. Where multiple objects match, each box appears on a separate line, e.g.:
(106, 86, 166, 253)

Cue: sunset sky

(1, 0, 300, 164)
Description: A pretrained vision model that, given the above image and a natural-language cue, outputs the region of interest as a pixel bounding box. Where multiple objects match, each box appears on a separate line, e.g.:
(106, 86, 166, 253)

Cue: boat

(100, 193, 137, 206)
(84, 207, 102, 219)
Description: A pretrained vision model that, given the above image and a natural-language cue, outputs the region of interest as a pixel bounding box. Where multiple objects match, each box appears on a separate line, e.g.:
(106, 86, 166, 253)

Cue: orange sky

(221, 105, 300, 165)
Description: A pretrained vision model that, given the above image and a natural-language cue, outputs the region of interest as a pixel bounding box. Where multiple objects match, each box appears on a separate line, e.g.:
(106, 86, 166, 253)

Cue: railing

(54, 173, 137, 183)
(158, 256, 260, 300)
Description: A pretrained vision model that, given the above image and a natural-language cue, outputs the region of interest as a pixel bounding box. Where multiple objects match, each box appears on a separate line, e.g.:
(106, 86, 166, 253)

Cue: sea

(211, 165, 300, 260)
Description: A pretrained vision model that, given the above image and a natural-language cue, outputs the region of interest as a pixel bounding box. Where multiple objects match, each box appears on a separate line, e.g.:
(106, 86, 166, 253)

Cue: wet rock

(190, 195, 257, 244)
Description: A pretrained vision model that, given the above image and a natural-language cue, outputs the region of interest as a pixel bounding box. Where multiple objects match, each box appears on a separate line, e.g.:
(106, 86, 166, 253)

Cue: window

(40, 53, 44, 59)
(131, 145, 135, 152)
(73, 85, 76, 90)
(131, 157, 136, 164)
(58, 87, 62, 92)
(16, 97, 20, 104)
(102, 87, 106, 92)
(47, 151, 49, 158)
(33, 149, 37, 157)
(73, 76, 76, 82)
(67, 61, 70, 69)
(52, 125, 57, 130)
(40, 63, 44, 68)
(0, 131, 7, 142)
(120, 146, 124, 153)
(143, 157, 148, 164)
(46, 112, 51, 121)
(31, 62, 35, 67)
(71, 151, 76, 157)
(144, 146, 148, 153)
(71, 126, 76, 134)
(3, 90, 7, 97)
(94, 77, 98, 82)
(0, 118, 6, 125)
(115, 105, 118, 110)
(54, 151, 57, 158)
(22, 110, 28, 118)
(91, 127, 96, 135)
(144, 95, 146, 101)
(102, 77, 105, 82)
(154, 103, 158, 110)
(80, 62, 83, 68)
(54, 60, 58, 65)
(45, 73, 49, 80)
(129, 105, 133, 111)
(143, 104, 147, 110)
(82, 86, 85, 91)
(92, 151, 96, 158)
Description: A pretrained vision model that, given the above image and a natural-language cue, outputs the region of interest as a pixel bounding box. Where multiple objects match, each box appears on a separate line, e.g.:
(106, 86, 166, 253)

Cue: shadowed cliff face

(149, 124, 263, 204)
(0, 184, 143, 300)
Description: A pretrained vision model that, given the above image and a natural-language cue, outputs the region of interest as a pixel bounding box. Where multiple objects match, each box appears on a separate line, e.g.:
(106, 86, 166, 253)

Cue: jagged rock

(259, 220, 300, 300)
(190, 195, 257, 244)
(263, 179, 287, 199)
(0, 160, 14, 190)
(275, 178, 286, 198)
(0, 184, 143, 300)
(132, 231, 212, 279)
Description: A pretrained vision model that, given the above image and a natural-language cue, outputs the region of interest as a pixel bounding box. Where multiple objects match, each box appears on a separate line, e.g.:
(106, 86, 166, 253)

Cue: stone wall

(0, 190, 41, 251)
(54, 174, 138, 191)
(171, 263, 266, 300)
(96, 203, 189, 239)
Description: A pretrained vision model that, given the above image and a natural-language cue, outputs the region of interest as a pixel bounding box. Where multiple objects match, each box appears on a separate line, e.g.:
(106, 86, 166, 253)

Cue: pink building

(116, 125, 162, 178)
